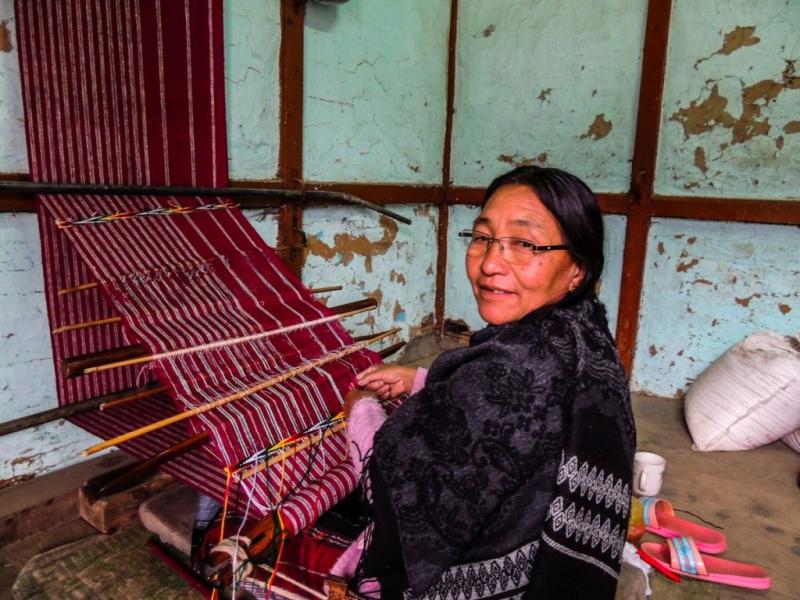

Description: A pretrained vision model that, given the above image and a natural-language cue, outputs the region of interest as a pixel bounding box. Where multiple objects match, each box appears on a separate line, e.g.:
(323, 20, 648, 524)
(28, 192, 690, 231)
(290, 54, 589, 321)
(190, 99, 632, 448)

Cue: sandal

(640, 497, 726, 553)
(640, 536, 770, 590)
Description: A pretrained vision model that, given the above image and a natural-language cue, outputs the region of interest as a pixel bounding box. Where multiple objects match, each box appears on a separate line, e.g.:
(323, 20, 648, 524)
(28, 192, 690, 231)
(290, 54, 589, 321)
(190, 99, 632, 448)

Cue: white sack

(684, 330, 800, 451)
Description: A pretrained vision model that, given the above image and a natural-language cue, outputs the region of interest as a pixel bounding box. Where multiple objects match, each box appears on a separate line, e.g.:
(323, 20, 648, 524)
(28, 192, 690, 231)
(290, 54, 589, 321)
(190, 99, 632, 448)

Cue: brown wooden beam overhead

(615, 0, 673, 375)
(447, 186, 631, 215)
(434, 0, 460, 333)
(652, 195, 800, 225)
(277, 0, 306, 277)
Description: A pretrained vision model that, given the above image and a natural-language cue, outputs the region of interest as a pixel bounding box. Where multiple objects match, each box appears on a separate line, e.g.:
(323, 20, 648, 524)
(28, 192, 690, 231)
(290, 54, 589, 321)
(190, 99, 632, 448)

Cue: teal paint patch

(598, 215, 626, 335)
(450, 0, 648, 191)
(445, 206, 626, 333)
(632, 218, 800, 398)
(302, 204, 438, 349)
(303, 1, 449, 184)
(224, 0, 280, 180)
(243, 208, 279, 246)
(0, 0, 28, 172)
(444, 205, 482, 331)
(656, 0, 800, 199)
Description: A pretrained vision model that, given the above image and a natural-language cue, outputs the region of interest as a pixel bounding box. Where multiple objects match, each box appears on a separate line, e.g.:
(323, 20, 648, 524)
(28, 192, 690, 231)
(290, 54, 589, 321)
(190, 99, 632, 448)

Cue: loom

(9, 1, 403, 589)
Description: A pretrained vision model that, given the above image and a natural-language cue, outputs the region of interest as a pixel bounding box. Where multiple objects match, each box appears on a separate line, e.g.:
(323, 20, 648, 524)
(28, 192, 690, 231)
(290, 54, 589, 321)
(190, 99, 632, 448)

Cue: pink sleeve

(347, 397, 387, 480)
(410, 367, 428, 395)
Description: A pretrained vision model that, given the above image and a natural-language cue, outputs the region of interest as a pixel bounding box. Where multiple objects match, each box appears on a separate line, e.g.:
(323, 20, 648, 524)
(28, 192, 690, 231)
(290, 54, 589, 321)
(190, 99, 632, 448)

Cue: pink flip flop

(640, 536, 771, 590)
(640, 497, 727, 553)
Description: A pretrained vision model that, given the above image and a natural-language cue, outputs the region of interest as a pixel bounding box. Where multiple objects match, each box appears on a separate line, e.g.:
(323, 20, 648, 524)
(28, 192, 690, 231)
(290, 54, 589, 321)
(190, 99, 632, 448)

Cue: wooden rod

(51, 285, 344, 334)
(0, 381, 164, 438)
(81, 328, 400, 457)
(52, 316, 121, 335)
(99, 383, 168, 411)
(61, 344, 148, 379)
(60, 297, 377, 378)
(307, 285, 342, 294)
(58, 282, 98, 295)
(98, 431, 209, 496)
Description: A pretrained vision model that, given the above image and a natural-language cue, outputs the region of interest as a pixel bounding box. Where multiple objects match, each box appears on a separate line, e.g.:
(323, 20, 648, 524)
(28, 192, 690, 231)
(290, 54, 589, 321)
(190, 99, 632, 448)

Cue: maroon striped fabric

(16, 0, 379, 533)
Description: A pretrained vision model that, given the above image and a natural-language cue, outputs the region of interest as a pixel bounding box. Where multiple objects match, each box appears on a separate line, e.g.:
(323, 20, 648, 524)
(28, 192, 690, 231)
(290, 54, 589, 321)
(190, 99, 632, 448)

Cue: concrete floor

(632, 393, 800, 599)
(0, 334, 798, 599)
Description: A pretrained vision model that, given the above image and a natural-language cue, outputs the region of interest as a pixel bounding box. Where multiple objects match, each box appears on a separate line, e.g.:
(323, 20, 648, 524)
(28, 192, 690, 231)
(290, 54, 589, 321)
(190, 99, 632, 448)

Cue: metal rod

(0, 180, 412, 225)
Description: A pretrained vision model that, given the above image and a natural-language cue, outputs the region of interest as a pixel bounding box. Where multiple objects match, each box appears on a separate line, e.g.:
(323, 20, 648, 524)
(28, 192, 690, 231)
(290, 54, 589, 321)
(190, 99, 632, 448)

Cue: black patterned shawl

(355, 294, 636, 599)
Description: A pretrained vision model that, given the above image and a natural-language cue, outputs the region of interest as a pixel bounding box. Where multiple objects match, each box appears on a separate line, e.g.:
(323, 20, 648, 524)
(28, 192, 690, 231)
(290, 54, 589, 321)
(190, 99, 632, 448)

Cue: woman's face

(466, 184, 584, 325)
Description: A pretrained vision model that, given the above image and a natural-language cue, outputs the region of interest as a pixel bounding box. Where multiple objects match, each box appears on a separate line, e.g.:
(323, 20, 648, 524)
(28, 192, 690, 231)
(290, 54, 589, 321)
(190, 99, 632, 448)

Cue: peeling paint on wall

(632, 218, 800, 398)
(303, 0, 449, 184)
(306, 216, 398, 273)
(656, 1, 800, 198)
(580, 114, 613, 141)
(0, 19, 12, 52)
(450, 0, 648, 191)
(302, 205, 437, 350)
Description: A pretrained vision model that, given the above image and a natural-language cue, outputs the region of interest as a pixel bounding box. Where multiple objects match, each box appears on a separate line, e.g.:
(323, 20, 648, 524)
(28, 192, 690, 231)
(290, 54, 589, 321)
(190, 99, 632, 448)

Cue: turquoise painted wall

(450, 0, 648, 191)
(445, 206, 625, 334)
(632, 218, 799, 398)
(303, 0, 449, 183)
(0, 0, 27, 172)
(225, 0, 281, 181)
(656, 0, 800, 198)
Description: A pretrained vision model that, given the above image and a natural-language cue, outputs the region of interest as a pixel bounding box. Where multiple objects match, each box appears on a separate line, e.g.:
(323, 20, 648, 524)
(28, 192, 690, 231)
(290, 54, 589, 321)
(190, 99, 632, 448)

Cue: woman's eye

(472, 233, 492, 244)
(511, 239, 536, 251)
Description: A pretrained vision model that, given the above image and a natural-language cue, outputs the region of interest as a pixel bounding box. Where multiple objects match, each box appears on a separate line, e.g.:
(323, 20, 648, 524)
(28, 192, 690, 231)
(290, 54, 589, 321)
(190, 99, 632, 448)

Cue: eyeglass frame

(458, 229, 570, 261)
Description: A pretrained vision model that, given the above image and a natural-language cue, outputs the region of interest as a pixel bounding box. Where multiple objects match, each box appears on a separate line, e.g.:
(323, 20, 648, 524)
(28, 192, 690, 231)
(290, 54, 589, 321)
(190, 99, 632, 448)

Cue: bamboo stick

(52, 316, 122, 335)
(60, 297, 377, 378)
(81, 328, 400, 457)
(83, 303, 376, 375)
(58, 282, 99, 295)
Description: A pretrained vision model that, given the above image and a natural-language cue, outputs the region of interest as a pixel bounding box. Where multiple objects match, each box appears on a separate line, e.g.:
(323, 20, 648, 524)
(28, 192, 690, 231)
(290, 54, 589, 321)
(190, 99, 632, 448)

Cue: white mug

(633, 451, 666, 497)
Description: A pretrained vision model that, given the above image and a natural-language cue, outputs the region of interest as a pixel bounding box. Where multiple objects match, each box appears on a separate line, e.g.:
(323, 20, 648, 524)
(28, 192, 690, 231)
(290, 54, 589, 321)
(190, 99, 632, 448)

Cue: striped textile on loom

(15, 0, 380, 534)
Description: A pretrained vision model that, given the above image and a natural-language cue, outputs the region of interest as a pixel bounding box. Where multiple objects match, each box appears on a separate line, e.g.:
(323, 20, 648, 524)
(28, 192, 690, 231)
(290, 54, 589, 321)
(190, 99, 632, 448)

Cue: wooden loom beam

(61, 297, 378, 378)
(81, 328, 400, 456)
(93, 339, 407, 496)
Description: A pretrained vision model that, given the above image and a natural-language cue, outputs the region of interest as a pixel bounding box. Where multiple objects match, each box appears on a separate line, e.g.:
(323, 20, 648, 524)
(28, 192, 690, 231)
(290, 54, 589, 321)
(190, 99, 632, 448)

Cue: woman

(334, 166, 636, 599)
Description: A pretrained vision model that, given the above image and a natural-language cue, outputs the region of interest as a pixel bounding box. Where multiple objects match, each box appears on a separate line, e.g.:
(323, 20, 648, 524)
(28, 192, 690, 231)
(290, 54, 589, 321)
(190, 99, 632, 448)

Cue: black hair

(483, 165, 604, 302)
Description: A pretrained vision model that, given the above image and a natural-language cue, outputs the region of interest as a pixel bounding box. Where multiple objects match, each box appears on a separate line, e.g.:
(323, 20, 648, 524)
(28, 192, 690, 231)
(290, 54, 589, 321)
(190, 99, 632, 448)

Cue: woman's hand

(355, 364, 417, 401)
(343, 388, 373, 419)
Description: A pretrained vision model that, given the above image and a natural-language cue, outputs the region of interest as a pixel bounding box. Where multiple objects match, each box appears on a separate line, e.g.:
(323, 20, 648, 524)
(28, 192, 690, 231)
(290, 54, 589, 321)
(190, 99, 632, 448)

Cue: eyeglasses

(458, 229, 569, 265)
